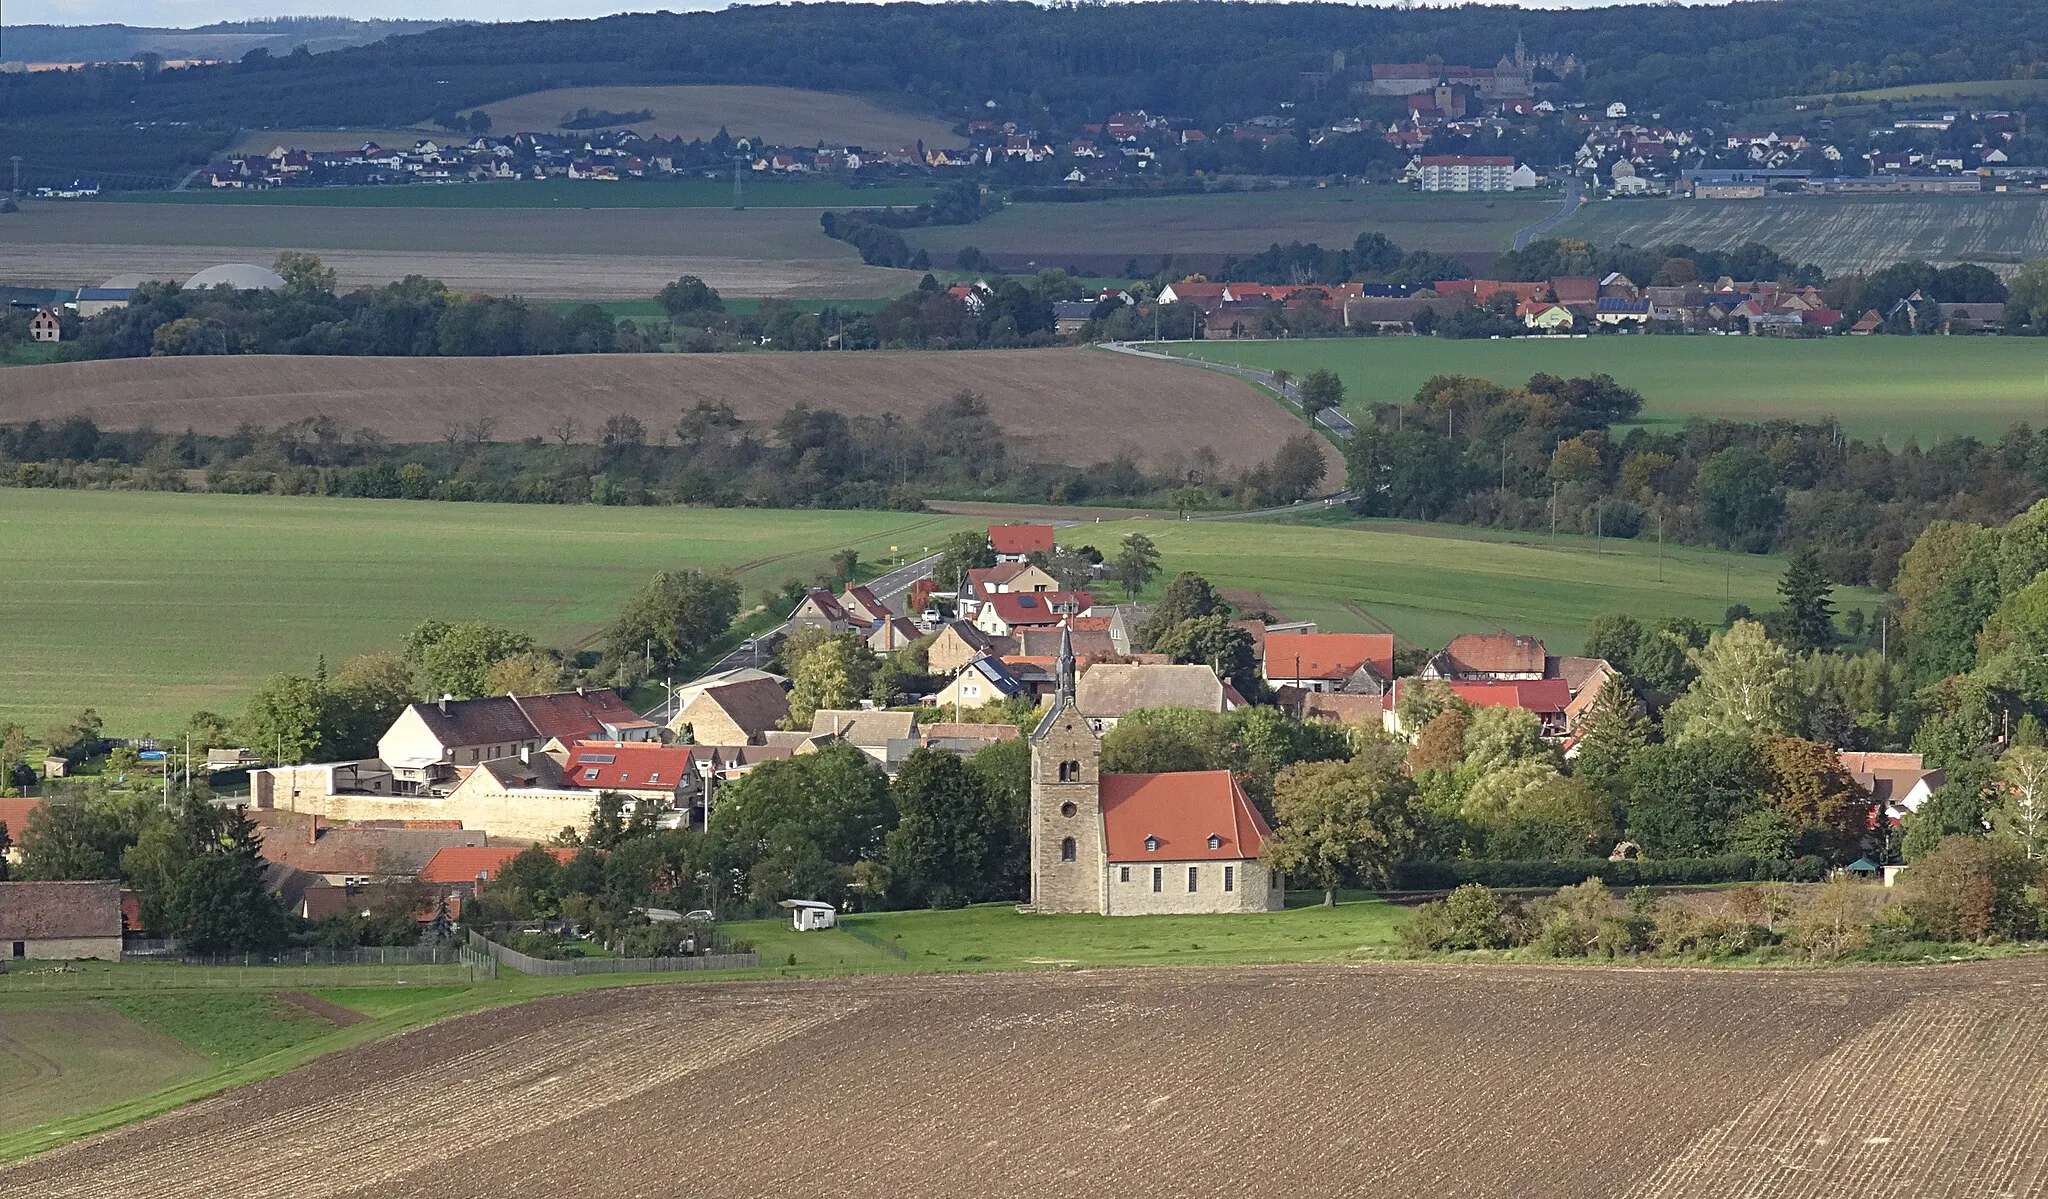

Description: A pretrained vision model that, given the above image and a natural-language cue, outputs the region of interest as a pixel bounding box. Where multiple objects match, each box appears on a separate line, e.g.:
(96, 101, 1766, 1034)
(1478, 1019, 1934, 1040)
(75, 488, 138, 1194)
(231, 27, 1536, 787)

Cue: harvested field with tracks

(1561, 194, 2048, 275)
(0, 202, 908, 299)
(3, 348, 1332, 478)
(5, 961, 2043, 1198)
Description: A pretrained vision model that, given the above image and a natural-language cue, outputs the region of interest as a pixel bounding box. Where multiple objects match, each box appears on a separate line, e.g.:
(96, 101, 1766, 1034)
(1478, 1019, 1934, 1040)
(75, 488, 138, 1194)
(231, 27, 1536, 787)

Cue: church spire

(1056, 623, 1077, 705)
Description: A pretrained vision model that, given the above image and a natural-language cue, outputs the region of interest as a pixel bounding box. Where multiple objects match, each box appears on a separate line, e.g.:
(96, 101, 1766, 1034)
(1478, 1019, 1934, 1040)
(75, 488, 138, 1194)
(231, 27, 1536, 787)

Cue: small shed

(778, 898, 838, 931)
(1842, 857, 1882, 880)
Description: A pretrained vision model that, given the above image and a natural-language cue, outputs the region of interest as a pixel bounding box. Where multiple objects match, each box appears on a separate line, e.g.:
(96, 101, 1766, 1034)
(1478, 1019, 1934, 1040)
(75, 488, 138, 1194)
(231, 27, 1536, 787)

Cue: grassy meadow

(1156, 336, 2048, 443)
(0, 490, 974, 733)
(0, 490, 1857, 733)
(1076, 514, 1867, 655)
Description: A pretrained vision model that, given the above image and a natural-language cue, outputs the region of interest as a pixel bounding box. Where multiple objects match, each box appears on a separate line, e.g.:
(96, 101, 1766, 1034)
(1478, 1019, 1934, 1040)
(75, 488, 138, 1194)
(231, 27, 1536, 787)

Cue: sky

(8, 0, 1679, 32)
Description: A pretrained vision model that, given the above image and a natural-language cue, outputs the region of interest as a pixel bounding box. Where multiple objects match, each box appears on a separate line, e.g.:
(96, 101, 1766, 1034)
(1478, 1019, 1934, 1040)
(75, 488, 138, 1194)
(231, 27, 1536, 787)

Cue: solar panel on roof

(1018, 596, 1038, 608)
(583, 753, 616, 763)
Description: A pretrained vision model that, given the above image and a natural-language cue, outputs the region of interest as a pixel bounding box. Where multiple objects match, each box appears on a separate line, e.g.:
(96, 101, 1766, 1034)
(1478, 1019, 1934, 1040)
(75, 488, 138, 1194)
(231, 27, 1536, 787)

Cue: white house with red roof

(1262, 632, 1395, 693)
(1028, 631, 1282, 915)
(974, 590, 1093, 637)
(988, 523, 1056, 562)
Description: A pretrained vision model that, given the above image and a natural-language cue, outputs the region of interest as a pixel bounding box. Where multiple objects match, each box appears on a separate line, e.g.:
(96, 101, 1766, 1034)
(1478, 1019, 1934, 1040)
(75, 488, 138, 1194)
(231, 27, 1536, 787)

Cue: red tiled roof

(1441, 633, 1547, 675)
(982, 591, 1092, 626)
(562, 741, 703, 791)
(0, 798, 45, 840)
(1264, 633, 1394, 682)
(1549, 276, 1600, 305)
(1101, 771, 1270, 863)
(988, 524, 1055, 555)
(513, 689, 651, 741)
(420, 845, 575, 885)
(1445, 678, 1571, 714)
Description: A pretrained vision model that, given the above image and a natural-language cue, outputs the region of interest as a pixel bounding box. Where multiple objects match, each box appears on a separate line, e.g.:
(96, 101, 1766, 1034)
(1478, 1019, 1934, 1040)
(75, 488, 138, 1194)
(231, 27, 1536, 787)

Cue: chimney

(519, 745, 530, 764)
(439, 693, 452, 715)
(308, 813, 321, 845)
(577, 685, 586, 697)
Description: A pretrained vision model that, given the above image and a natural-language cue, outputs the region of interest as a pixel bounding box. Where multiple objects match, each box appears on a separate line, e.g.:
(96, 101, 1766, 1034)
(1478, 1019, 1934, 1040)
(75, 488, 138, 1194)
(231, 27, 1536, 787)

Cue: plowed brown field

(5, 961, 2044, 1198)
(2, 349, 1335, 476)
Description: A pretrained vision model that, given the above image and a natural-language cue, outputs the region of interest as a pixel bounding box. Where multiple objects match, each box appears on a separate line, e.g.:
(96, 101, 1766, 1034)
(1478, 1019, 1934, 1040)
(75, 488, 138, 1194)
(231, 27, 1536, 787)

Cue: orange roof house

(1424, 633, 1547, 680)
(988, 524, 1056, 561)
(1262, 633, 1395, 692)
(420, 845, 575, 886)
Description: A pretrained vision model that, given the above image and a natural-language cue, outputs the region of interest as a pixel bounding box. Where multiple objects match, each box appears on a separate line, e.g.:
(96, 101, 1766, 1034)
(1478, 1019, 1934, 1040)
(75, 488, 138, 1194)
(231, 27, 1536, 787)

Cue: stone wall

(15, 935, 124, 960)
(1104, 858, 1283, 916)
(283, 787, 591, 845)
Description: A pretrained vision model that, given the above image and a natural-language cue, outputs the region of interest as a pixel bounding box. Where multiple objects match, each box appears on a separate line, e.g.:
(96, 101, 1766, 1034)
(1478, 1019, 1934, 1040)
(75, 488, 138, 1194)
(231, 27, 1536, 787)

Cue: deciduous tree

(1265, 756, 1416, 906)
(1662, 621, 1797, 743)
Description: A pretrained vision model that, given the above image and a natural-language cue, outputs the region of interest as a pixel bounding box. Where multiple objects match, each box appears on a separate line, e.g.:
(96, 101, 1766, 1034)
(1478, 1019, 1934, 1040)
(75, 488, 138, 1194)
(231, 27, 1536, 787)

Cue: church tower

(1029, 628, 1107, 914)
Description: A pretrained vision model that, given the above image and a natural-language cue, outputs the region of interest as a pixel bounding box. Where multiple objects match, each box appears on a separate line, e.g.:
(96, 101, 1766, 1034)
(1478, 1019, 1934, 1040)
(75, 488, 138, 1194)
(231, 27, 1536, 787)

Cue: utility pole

(1656, 508, 1665, 582)
(8, 156, 19, 197)
(732, 157, 745, 210)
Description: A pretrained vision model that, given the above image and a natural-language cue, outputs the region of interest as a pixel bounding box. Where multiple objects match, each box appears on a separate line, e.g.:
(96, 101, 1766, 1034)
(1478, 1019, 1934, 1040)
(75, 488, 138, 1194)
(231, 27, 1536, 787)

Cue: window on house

(1060, 801, 1077, 818)
(1144, 835, 1159, 852)
(1188, 866, 1199, 892)
(1271, 870, 1281, 889)
(1208, 834, 1222, 850)
(1119, 866, 1130, 883)
(9, 941, 23, 959)
(583, 769, 600, 781)
(1224, 866, 1235, 892)
(1060, 837, 1077, 862)
(1151, 867, 1162, 893)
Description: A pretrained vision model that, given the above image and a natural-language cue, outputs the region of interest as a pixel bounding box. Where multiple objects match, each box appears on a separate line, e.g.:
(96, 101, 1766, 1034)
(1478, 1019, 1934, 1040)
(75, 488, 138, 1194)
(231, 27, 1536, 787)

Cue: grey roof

(258, 824, 487, 876)
(682, 677, 791, 738)
(810, 709, 917, 746)
(410, 696, 538, 749)
(1076, 664, 1228, 717)
(0, 880, 122, 940)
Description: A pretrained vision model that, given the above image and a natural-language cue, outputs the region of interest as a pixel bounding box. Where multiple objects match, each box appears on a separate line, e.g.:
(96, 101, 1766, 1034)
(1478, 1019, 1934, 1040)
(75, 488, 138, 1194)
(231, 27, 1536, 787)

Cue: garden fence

(121, 942, 468, 966)
(841, 924, 908, 959)
(468, 931, 760, 976)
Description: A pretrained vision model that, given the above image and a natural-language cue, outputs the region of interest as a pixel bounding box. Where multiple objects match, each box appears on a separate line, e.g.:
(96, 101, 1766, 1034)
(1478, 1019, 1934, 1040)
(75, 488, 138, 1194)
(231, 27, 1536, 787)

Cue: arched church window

(1058, 759, 1081, 782)
(1060, 837, 1077, 862)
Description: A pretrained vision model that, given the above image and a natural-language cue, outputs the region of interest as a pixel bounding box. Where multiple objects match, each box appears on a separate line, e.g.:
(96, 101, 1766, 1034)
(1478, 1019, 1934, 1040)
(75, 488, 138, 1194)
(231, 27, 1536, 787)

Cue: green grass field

(102, 179, 934, 210)
(1076, 514, 1866, 654)
(1156, 337, 2048, 443)
(0, 489, 1855, 732)
(0, 491, 974, 732)
(0, 998, 214, 1134)
(1557, 193, 2048, 276)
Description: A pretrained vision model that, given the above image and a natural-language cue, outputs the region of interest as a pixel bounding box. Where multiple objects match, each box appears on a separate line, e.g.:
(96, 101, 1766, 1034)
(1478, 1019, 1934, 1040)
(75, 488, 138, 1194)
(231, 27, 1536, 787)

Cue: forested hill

(7, 0, 2048, 181)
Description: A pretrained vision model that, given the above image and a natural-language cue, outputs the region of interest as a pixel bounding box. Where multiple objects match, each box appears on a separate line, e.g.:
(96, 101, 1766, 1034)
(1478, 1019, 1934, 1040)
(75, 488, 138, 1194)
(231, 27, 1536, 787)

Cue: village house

(253, 811, 485, 888)
(788, 588, 855, 634)
(975, 591, 1093, 637)
(839, 584, 896, 625)
(0, 880, 124, 960)
(927, 619, 1001, 674)
(931, 654, 1028, 711)
(1422, 633, 1548, 681)
(371, 688, 654, 796)
(420, 845, 577, 897)
(989, 524, 1056, 563)
(1075, 663, 1238, 732)
(1262, 633, 1394, 693)
(1386, 677, 1573, 737)
(1838, 751, 1945, 818)
(865, 615, 923, 655)
(671, 676, 790, 745)
(960, 562, 1060, 617)
(1029, 635, 1280, 916)
(805, 708, 919, 766)
(0, 798, 43, 866)
(28, 307, 63, 342)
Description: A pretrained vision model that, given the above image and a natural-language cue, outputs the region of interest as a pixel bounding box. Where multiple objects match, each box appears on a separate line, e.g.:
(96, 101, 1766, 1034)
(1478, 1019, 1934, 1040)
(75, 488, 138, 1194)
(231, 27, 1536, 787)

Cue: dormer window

(1208, 834, 1222, 851)
(1144, 835, 1159, 853)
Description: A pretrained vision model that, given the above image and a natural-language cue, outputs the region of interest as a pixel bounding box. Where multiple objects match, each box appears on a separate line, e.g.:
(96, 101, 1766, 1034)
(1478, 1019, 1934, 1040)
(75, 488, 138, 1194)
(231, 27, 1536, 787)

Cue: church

(1028, 631, 1283, 916)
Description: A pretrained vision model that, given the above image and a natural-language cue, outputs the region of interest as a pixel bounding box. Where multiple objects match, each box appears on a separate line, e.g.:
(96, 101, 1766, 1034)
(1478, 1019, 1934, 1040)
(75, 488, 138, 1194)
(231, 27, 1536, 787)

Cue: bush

(1786, 876, 1876, 960)
(1893, 835, 2042, 942)
(1401, 883, 1511, 952)
(1391, 855, 1827, 890)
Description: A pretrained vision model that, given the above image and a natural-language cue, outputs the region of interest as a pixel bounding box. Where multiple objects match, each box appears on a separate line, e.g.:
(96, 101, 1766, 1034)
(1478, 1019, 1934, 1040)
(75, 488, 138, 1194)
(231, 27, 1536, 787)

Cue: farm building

(670, 676, 789, 745)
(0, 798, 43, 865)
(0, 880, 124, 960)
(1262, 632, 1395, 693)
(1029, 633, 1281, 916)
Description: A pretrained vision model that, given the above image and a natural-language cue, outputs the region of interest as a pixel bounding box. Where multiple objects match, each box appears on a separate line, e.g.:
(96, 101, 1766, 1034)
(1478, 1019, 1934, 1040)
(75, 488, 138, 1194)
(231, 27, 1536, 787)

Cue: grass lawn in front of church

(733, 893, 1410, 974)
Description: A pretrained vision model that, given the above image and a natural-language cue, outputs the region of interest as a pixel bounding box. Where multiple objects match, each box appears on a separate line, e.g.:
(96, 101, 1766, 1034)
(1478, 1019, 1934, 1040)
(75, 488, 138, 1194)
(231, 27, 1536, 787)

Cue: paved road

(1098, 342, 1357, 438)
(1512, 176, 1585, 251)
